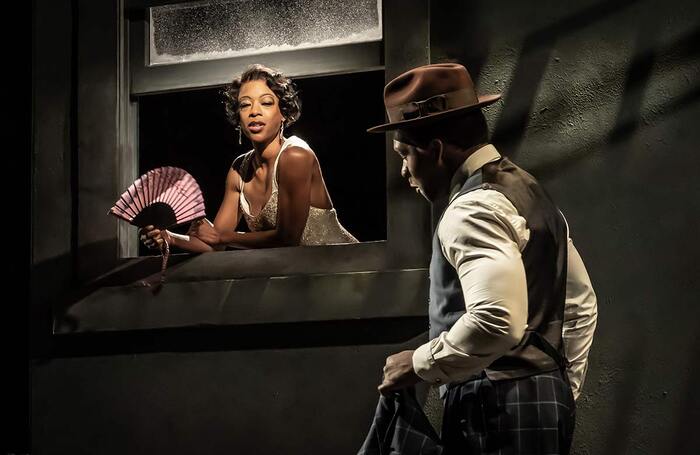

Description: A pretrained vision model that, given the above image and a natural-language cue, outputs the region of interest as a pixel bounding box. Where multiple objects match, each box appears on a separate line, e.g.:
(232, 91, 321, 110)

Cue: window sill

(54, 241, 430, 334)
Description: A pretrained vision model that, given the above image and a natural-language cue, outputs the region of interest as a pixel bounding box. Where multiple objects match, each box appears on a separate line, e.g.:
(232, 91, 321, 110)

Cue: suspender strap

(529, 331, 570, 372)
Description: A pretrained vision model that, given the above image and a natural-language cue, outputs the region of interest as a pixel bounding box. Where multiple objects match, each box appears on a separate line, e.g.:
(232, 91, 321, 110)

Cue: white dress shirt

(412, 145, 598, 400)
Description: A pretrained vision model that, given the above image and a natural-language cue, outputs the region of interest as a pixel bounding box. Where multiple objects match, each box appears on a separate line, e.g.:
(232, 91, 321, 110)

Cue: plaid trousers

(358, 387, 443, 455)
(442, 369, 575, 455)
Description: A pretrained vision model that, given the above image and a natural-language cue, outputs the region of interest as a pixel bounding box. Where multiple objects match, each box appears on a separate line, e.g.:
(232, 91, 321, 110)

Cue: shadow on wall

(434, 0, 698, 179)
(488, 0, 643, 157)
(48, 318, 429, 359)
(530, 23, 700, 179)
(430, 0, 700, 454)
(430, 0, 492, 84)
(30, 241, 175, 355)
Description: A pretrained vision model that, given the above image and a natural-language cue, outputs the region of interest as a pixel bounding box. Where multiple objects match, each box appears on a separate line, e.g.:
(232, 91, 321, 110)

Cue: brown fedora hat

(367, 63, 501, 133)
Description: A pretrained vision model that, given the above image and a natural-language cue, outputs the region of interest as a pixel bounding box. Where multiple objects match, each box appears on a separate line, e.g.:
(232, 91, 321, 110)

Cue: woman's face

(238, 79, 285, 145)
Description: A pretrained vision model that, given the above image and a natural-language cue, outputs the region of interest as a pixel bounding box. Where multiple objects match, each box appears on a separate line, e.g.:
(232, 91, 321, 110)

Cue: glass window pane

(149, 0, 383, 66)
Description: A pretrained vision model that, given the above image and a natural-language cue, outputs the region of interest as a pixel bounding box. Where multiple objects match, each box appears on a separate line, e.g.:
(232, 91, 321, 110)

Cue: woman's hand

(139, 225, 171, 250)
(188, 219, 221, 245)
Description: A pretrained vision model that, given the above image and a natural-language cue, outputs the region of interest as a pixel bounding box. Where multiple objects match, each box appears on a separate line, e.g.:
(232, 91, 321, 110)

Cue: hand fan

(109, 166, 207, 284)
(109, 166, 206, 229)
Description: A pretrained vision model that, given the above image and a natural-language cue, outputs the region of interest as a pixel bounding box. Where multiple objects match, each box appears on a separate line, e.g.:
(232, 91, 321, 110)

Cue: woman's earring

(237, 126, 242, 145)
(279, 122, 285, 144)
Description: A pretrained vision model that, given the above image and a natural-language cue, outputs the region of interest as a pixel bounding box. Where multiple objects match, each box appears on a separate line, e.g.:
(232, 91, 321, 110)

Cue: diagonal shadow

(607, 0, 664, 148)
(491, 0, 641, 158)
(430, 0, 492, 82)
(532, 84, 700, 180)
(599, 5, 663, 454)
(526, 23, 700, 179)
(48, 318, 430, 358)
(44, 243, 196, 336)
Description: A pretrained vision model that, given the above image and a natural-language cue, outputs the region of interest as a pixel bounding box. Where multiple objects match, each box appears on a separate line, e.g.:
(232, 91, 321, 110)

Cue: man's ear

(427, 138, 445, 164)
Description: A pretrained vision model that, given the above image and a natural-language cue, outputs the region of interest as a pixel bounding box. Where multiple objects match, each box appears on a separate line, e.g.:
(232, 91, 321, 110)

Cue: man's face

(393, 133, 439, 202)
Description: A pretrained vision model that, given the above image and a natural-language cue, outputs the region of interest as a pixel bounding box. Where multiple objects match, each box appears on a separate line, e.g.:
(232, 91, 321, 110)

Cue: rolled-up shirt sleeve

(412, 190, 530, 384)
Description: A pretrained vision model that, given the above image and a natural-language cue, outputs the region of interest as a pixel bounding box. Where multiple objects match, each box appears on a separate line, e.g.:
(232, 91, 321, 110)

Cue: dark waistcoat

(429, 157, 569, 380)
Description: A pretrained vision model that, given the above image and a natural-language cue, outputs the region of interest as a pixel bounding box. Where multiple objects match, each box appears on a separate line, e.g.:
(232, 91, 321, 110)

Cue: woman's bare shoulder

(279, 145, 315, 169)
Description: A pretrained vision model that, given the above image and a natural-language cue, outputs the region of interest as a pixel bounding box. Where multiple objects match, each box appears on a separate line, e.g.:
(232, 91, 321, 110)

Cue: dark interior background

(138, 69, 386, 255)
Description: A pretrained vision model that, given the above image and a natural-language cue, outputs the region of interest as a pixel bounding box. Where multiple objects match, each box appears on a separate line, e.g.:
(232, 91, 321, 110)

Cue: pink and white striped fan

(109, 167, 206, 286)
(109, 166, 206, 229)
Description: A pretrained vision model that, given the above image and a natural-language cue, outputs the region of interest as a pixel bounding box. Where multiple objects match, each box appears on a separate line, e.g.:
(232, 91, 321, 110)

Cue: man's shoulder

(448, 186, 514, 212)
(492, 156, 541, 186)
(438, 187, 528, 245)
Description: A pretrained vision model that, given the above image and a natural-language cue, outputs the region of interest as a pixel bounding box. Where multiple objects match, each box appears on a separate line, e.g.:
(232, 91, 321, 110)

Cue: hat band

(386, 88, 479, 123)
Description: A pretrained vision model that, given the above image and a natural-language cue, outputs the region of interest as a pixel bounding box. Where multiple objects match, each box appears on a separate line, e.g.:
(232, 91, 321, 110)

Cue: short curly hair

(222, 64, 302, 129)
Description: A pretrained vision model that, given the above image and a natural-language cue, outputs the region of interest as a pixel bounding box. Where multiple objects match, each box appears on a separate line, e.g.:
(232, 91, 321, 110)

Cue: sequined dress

(237, 136, 358, 245)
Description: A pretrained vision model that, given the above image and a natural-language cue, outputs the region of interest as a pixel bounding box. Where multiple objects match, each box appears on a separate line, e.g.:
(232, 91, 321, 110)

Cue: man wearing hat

(369, 63, 598, 454)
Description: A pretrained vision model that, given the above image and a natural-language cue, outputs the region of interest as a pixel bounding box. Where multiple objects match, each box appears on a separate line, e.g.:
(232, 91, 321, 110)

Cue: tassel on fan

(109, 166, 207, 284)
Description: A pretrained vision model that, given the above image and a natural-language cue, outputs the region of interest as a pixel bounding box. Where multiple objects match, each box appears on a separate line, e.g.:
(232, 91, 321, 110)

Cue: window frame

(57, 0, 431, 334)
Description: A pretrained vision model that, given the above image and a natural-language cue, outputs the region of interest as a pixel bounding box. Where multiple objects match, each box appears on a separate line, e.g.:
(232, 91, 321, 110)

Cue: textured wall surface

(32, 332, 427, 455)
(431, 0, 699, 453)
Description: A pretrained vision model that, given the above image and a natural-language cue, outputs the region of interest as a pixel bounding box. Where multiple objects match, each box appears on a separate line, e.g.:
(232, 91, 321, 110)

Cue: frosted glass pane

(149, 0, 382, 66)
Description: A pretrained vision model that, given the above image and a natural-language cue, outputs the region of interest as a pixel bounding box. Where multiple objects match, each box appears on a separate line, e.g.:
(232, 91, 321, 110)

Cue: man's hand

(378, 350, 422, 395)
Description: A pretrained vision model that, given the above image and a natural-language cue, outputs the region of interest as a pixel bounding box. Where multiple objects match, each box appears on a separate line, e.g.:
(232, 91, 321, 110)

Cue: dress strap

(271, 147, 285, 192)
(272, 136, 309, 191)
(239, 179, 253, 215)
(236, 150, 254, 215)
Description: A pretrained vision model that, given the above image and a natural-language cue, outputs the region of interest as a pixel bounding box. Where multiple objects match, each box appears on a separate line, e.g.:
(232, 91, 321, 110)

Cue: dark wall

(7, 1, 34, 453)
(430, 0, 700, 453)
(27, 2, 75, 453)
(31, 331, 427, 455)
